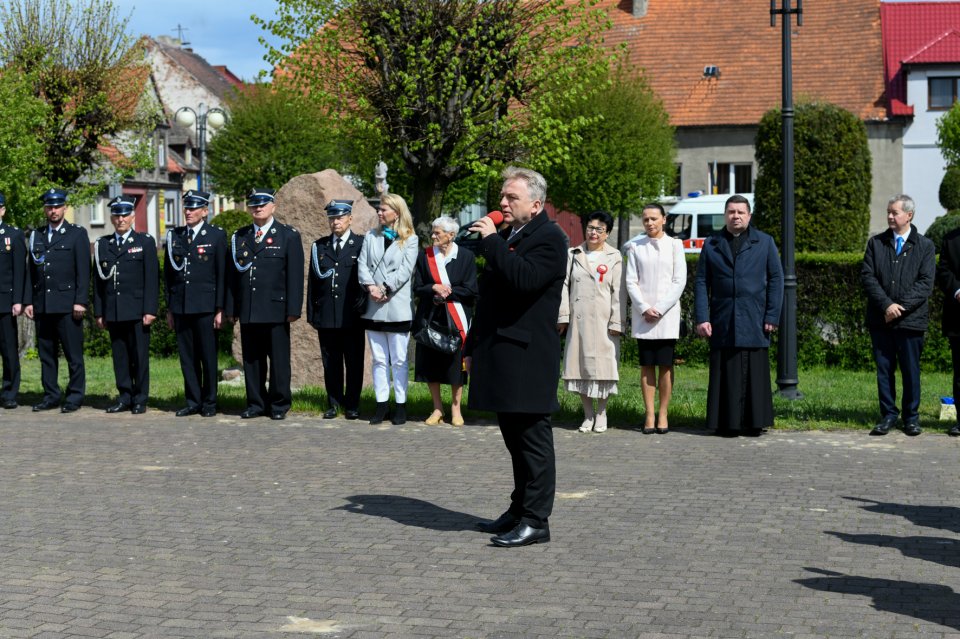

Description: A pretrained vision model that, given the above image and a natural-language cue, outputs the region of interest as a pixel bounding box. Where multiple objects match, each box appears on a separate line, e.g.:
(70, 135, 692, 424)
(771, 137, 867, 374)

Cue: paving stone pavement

(0, 408, 959, 638)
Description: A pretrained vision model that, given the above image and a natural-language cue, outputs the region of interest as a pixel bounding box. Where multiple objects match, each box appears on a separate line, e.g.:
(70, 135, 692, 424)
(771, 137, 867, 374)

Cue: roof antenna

(173, 24, 190, 48)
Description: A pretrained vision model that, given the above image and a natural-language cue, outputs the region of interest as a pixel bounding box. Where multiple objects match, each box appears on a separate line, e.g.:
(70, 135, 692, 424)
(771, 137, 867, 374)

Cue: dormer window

(929, 77, 959, 110)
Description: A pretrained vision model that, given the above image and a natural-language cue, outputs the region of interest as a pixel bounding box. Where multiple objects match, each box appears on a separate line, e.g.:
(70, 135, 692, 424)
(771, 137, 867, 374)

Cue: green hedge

(622, 252, 952, 373)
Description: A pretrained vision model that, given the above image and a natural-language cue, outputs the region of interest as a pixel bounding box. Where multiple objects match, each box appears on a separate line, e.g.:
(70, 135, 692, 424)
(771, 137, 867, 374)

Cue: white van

(624, 193, 755, 253)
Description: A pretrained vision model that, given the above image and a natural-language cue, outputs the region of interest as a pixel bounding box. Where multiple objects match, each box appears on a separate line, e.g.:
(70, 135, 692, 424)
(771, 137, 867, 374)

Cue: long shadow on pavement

(825, 531, 960, 570)
(796, 568, 960, 631)
(338, 494, 478, 532)
(844, 496, 960, 534)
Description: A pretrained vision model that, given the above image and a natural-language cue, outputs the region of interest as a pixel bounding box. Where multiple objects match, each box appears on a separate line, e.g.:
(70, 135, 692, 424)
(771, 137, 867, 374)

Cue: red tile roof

(881, 2, 960, 117)
(604, 0, 888, 126)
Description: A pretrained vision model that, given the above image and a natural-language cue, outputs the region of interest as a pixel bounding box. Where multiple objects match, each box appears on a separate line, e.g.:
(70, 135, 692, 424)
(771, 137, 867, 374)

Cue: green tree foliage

(256, 0, 612, 228)
(209, 209, 252, 240)
(754, 101, 871, 252)
(206, 85, 345, 200)
(0, 0, 158, 218)
(939, 165, 960, 212)
(540, 64, 675, 224)
(0, 70, 50, 227)
(923, 211, 960, 254)
(937, 101, 960, 168)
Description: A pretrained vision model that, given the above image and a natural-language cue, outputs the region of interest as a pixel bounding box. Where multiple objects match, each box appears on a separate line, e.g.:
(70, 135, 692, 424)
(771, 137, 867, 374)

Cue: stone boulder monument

(231, 169, 379, 391)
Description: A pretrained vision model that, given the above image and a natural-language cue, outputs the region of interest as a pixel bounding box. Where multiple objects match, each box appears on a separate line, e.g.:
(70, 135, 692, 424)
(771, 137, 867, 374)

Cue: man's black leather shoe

(491, 523, 550, 547)
(201, 407, 217, 417)
(903, 420, 922, 436)
(476, 512, 521, 534)
(870, 418, 897, 436)
(344, 409, 360, 420)
(271, 411, 287, 421)
(131, 404, 146, 415)
(61, 404, 80, 413)
(175, 406, 200, 417)
(32, 400, 58, 412)
(2, 400, 17, 409)
(949, 423, 960, 437)
(323, 407, 338, 419)
(105, 402, 130, 414)
(241, 407, 263, 419)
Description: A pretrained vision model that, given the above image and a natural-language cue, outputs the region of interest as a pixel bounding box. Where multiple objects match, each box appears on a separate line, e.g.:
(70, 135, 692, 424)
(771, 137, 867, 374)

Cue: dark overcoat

(93, 232, 159, 322)
(164, 223, 228, 315)
(0, 222, 26, 309)
(306, 231, 365, 329)
(862, 225, 935, 333)
(937, 227, 960, 338)
(228, 222, 304, 323)
(466, 212, 568, 414)
(26, 223, 90, 314)
(694, 226, 784, 348)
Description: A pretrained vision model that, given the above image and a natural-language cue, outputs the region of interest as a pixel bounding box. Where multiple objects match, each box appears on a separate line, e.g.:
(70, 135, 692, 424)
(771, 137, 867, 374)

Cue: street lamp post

(174, 104, 226, 192)
(771, 0, 803, 400)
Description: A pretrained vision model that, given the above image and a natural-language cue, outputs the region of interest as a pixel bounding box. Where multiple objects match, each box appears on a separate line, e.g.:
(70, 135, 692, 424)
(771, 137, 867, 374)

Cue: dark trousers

(950, 336, 960, 423)
(174, 313, 218, 410)
(498, 412, 556, 528)
(107, 319, 150, 406)
(870, 328, 924, 422)
(0, 313, 20, 402)
(36, 312, 85, 406)
(317, 326, 365, 411)
(240, 321, 292, 413)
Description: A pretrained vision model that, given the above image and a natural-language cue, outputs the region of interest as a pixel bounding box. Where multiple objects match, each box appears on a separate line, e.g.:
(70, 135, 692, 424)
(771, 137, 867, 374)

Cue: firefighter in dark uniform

(227, 188, 304, 420)
(307, 199, 366, 420)
(0, 193, 26, 409)
(25, 188, 90, 413)
(93, 195, 159, 414)
(164, 190, 227, 417)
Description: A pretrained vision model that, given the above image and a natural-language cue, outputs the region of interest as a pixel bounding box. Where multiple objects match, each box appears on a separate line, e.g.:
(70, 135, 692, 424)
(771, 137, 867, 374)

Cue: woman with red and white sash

(412, 216, 478, 426)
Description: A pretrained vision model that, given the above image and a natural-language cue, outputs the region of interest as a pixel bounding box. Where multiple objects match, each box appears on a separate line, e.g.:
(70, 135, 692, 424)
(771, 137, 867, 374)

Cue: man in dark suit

(0, 192, 26, 409)
(306, 199, 365, 420)
(466, 166, 568, 547)
(227, 188, 304, 421)
(164, 190, 228, 417)
(25, 188, 90, 413)
(93, 195, 159, 414)
(938, 229, 960, 436)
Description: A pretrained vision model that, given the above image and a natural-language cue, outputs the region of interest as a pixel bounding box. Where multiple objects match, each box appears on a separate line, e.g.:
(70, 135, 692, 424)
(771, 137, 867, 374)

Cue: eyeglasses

(585, 226, 607, 234)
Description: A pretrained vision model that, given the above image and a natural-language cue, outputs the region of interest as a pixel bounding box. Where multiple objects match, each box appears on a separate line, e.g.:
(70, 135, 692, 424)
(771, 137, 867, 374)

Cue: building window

(929, 77, 959, 110)
(709, 162, 753, 195)
(165, 194, 178, 226)
(157, 140, 167, 169)
(80, 200, 106, 226)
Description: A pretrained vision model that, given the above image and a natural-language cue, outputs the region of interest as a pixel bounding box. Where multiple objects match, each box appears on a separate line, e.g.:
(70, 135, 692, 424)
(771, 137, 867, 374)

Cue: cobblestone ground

(0, 408, 958, 638)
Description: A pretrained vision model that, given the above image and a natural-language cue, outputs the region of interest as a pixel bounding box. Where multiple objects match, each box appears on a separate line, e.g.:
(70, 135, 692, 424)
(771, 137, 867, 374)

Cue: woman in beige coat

(624, 203, 687, 434)
(558, 211, 626, 433)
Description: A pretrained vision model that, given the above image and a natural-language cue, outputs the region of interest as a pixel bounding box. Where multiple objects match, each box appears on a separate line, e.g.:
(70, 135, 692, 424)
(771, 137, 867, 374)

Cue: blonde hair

(380, 192, 416, 243)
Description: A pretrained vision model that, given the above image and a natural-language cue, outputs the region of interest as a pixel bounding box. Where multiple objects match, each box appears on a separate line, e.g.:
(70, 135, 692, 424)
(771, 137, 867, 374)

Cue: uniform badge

(266, 237, 273, 245)
(102, 261, 108, 268)
(198, 247, 205, 255)
(0, 229, 5, 235)
(201, 229, 207, 236)
(243, 251, 249, 257)
(60, 227, 65, 234)
(270, 227, 277, 234)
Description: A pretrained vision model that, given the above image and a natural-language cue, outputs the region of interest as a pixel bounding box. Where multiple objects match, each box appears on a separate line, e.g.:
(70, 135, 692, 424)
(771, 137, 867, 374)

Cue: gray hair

(431, 215, 459, 234)
(502, 166, 547, 204)
(888, 194, 916, 215)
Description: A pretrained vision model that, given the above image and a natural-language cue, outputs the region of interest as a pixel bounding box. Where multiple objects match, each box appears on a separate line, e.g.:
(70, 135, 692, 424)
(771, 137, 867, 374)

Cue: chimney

(633, 0, 648, 18)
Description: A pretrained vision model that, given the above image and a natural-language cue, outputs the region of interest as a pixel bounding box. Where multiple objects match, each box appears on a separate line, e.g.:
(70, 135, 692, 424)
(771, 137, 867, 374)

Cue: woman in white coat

(359, 192, 420, 425)
(558, 211, 625, 433)
(625, 203, 687, 434)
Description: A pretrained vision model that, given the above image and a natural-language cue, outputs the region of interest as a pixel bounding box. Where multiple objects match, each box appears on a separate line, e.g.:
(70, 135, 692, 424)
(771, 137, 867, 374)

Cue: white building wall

(903, 66, 954, 231)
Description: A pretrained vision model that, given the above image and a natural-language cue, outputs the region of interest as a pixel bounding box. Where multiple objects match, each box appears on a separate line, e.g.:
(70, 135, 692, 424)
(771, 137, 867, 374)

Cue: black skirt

(637, 338, 677, 367)
(414, 342, 467, 386)
(705, 347, 775, 433)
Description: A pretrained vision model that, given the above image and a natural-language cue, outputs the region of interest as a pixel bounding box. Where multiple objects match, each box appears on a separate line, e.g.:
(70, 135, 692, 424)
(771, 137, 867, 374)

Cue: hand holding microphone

(469, 210, 504, 238)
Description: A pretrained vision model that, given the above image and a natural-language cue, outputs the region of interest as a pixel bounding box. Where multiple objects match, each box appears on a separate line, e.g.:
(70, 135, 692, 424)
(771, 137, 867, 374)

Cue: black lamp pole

(771, 0, 802, 399)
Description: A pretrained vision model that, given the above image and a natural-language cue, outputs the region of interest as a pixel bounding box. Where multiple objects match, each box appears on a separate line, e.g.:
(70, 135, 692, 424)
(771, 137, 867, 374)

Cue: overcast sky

(112, 0, 282, 81)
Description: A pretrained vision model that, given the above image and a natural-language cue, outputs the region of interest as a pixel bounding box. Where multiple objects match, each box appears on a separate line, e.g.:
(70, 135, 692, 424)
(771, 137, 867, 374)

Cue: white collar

(188, 220, 205, 235)
(256, 218, 274, 235)
(334, 229, 351, 244)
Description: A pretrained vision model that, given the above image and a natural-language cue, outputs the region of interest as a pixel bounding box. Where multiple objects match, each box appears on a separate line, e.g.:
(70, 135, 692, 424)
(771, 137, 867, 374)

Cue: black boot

(391, 403, 406, 425)
(369, 402, 390, 425)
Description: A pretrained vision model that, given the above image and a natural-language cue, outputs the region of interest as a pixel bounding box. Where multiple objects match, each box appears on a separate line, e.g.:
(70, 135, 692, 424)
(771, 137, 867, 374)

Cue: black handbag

(414, 305, 462, 354)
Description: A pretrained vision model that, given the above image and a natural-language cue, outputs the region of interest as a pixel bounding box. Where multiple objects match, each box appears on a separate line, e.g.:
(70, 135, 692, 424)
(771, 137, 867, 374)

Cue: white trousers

(367, 330, 410, 403)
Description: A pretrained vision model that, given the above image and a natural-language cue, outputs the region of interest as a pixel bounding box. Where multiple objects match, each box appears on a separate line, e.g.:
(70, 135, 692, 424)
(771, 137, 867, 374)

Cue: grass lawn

(16, 356, 957, 434)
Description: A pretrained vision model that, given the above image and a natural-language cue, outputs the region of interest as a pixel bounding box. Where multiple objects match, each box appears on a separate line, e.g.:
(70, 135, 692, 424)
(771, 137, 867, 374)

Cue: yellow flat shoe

(425, 411, 445, 425)
(450, 416, 465, 427)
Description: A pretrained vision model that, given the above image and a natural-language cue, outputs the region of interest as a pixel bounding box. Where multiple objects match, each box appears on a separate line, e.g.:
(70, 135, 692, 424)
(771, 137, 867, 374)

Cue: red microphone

(486, 210, 504, 226)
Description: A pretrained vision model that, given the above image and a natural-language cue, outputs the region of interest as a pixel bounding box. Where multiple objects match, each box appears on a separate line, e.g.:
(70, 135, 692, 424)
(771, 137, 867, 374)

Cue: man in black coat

(93, 195, 159, 414)
(164, 190, 228, 417)
(25, 188, 90, 413)
(861, 194, 935, 437)
(0, 193, 26, 409)
(466, 166, 568, 548)
(936, 226, 960, 437)
(227, 188, 304, 421)
(306, 199, 365, 420)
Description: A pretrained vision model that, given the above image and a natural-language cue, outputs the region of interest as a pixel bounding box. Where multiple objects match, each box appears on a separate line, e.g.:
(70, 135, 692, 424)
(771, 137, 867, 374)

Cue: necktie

(255, 228, 263, 243)
(188, 228, 195, 244)
(335, 238, 341, 256)
(48, 227, 54, 243)
(116, 234, 123, 245)
(896, 236, 904, 256)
